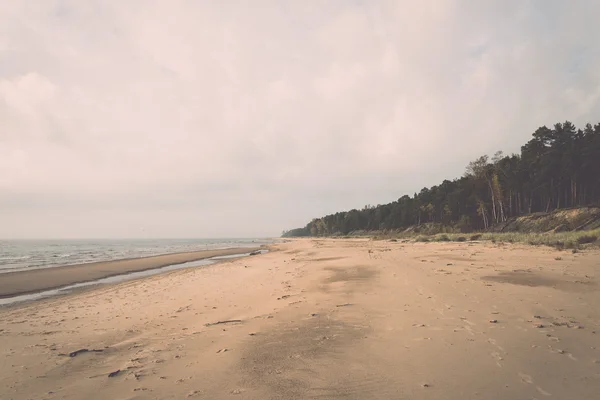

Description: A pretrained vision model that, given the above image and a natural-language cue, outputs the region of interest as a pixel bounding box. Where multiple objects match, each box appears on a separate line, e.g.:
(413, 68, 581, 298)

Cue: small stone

(535, 324, 544, 328)
(489, 319, 498, 324)
(216, 348, 229, 354)
(557, 349, 565, 354)
(422, 383, 431, 388)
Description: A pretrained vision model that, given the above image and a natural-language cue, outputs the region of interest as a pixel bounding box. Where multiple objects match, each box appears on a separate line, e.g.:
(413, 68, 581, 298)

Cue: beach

(1, 238, 599, 399)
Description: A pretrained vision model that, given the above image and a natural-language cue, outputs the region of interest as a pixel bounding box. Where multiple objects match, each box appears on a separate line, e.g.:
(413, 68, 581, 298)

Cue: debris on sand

(108, 370, 121, 378)
(205, 320, 242, 327)
(336, 303, 353, 307)
(489, 319, 498, 323)
(63, 348, 104, 357)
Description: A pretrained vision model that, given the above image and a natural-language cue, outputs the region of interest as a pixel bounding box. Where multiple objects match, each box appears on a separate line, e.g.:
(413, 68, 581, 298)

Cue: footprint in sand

(491, 352, 504, 363)
(518, 372, 552, 396)
(519, 372, 533, 384)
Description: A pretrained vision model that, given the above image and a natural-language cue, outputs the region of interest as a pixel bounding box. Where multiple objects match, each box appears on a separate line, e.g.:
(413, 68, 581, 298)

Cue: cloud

(1, 0, 599, 238)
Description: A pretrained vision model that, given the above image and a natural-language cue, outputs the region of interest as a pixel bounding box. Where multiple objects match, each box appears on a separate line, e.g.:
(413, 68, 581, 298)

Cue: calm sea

(0, 238, 271, 274)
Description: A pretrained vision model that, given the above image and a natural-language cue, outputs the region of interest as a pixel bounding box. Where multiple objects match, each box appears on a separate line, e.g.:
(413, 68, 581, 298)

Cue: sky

(1, 1, 600, 239)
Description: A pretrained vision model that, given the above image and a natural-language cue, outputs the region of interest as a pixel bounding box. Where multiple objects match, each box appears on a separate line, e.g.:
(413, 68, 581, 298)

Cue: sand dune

(1, 239, 599, 399)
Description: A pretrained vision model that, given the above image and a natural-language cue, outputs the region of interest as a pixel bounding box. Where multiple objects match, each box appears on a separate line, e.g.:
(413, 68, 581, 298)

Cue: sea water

(0, 238, 270, 274)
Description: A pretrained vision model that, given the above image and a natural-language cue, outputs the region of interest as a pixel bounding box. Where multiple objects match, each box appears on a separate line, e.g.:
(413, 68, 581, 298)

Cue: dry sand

(1, 238, 599, 399)
(0, 247, 260, 298)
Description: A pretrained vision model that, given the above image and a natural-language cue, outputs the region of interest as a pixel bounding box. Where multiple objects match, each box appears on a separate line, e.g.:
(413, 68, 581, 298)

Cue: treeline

(282, 121, 600, 237)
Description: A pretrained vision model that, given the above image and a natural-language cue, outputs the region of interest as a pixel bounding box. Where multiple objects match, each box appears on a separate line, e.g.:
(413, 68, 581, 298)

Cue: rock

(489, 319, 498, 323)
(249, 250, 261, 256)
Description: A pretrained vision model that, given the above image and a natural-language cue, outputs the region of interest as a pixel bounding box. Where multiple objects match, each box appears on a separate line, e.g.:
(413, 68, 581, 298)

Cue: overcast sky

(1, 1, 599, 239)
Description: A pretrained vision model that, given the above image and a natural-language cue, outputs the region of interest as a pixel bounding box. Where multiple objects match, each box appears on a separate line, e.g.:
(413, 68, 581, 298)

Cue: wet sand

(0, 247, 260, 298)
(1, 238, 599, 399)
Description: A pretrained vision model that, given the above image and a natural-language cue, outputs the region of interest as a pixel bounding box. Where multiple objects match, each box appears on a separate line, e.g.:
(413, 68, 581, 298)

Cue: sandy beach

(0, 247, 260, 298)
(1, 238, 599, 399)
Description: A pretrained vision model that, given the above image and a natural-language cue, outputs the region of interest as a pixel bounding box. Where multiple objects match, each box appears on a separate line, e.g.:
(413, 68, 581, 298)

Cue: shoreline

(0, 247, 261, 299)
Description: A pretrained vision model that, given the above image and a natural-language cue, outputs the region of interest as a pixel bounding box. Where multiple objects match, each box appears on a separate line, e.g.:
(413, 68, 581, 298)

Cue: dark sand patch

(482, 272, 596, 292)
(237, 314, 400, 399)
(323, 266, 378, 284)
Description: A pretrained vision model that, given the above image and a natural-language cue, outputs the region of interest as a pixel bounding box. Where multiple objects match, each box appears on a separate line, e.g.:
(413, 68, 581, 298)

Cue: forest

(282, 121, 600, 237)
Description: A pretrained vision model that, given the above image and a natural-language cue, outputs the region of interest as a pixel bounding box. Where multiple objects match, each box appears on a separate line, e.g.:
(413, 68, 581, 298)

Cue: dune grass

(360, 227, 599, 250)
(408, 229, 600, 250)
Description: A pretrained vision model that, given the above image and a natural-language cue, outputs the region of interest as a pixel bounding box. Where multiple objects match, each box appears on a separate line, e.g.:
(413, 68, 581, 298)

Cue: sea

(0, 238, 271, 274)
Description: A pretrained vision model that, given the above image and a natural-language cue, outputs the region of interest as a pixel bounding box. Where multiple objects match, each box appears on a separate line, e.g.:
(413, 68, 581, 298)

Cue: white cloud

(1, 0, 599, 238)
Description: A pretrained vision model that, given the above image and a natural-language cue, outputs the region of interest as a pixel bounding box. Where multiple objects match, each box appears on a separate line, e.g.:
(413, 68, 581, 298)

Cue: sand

(0, 247, 260, 298)
(1, 238, 599, 399)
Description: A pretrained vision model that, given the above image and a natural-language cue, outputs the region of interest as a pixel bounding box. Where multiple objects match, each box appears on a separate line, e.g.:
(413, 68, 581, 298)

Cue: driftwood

(65, 348, 104, 357)
(108, 369, 121, 378)
(204, 319, 243, 327)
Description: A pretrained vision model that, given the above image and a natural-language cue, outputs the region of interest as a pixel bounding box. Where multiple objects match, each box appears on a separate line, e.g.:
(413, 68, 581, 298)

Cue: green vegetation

(414, 229, 599, 250)
(283, 121, 600, 238)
